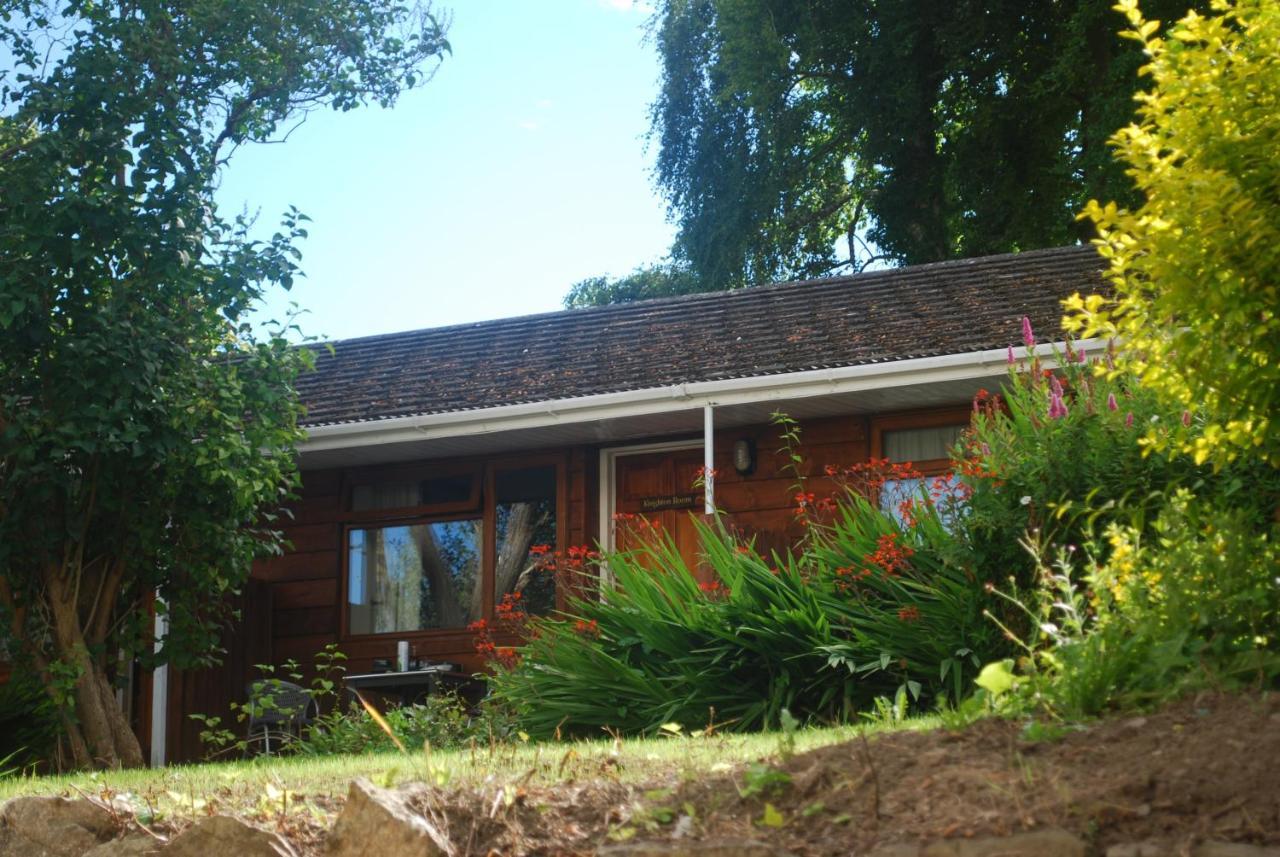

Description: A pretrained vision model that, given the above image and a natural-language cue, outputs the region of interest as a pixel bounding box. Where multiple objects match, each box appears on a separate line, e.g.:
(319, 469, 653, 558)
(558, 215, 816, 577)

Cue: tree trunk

(45, 571, 145, 769)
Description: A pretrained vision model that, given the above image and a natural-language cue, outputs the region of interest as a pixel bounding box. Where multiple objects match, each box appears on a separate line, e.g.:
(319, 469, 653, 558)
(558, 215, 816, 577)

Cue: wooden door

(613, 448, 709, 584)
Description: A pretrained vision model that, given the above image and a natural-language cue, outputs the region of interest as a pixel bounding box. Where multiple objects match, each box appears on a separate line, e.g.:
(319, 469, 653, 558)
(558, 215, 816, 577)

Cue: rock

(1192, 844, 1280, 857)
(868, 830, 1086, 857)
(160, 816, 295, 857)
(597, 842, 789, 857)
(1106, 844, 1165, 857)
(0, 795, 120, 857)
(84, 833, 161, 856)
(326, 779, 451, 857)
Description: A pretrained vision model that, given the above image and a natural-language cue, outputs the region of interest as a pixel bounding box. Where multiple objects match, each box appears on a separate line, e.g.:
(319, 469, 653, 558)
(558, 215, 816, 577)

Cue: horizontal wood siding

(157, 407, 963, 760)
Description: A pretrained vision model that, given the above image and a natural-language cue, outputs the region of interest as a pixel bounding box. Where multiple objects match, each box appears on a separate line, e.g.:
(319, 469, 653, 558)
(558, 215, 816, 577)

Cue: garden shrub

(962, 337, 1280, 718)
(999, 489, 1280, 719)
(299, 692, 480, 755)
(1069, 0, 1280, 469)
(488, 484, 1005, 738)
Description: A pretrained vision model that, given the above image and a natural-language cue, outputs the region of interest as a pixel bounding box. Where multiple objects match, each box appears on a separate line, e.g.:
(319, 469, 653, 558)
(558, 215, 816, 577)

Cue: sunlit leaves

(1072, 0, 1280, 469)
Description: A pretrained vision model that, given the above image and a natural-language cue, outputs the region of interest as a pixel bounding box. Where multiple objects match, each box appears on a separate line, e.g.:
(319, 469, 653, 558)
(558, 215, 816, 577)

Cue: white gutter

(300, 339, 1102, 454)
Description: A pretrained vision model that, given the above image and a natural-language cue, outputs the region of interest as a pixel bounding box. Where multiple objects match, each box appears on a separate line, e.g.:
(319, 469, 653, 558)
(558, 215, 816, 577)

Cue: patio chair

(245, 680, 317, 755)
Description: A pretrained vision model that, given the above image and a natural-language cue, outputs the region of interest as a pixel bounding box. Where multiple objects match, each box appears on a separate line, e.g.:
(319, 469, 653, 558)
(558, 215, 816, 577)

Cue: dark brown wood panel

(255, 549, 340, 583)
(165, 579, 273, 763)
(272, 579, 338, 610)
(273, 606, 338, 639)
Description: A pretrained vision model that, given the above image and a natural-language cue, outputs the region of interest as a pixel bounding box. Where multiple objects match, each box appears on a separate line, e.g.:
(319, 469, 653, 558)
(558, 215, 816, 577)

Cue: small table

(343, 664, 460, 707)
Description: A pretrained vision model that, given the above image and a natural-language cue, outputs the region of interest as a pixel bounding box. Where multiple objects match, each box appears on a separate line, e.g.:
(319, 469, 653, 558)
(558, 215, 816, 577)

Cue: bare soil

(374, 691, 1280, 856)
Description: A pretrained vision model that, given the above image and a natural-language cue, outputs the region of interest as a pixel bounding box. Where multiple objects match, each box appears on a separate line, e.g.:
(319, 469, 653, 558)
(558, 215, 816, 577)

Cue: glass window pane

(881, 476, 964, 531)
(347, 519, 483, 634)
(351, 483, 420, 512)
(420, 473, 475, 506)
(882, 424, 965, 463)
(494, 466, 557, 616)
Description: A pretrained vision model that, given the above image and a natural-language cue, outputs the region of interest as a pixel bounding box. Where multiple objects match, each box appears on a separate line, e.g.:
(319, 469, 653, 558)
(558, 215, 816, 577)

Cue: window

(873, 416, 968, 528)
(881, 424, 964, 465)
(347, 518, 484, 634)
(342, 457, 562, 638)
(494, 466, 557, 616)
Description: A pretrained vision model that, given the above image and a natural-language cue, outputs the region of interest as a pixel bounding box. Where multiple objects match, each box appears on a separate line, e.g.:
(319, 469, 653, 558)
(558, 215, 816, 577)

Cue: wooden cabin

(150, 245, 1105, 762)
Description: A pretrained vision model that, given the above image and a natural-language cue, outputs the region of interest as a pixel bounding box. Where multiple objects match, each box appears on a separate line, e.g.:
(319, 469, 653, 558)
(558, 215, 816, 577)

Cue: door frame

(596, 438, 704, 562)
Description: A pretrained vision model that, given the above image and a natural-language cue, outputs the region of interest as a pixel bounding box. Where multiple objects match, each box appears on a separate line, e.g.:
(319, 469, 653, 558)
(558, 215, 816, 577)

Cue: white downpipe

(703, 404, 715, 514)
(149, 606, 168, 768)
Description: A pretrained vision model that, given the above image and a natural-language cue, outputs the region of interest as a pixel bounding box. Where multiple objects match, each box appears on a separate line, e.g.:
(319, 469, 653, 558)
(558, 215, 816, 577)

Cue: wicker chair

(245, 680, 317, 755)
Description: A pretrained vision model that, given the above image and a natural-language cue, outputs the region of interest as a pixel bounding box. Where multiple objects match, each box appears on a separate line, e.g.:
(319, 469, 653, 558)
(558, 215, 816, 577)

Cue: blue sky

(219, 0, 672, 342)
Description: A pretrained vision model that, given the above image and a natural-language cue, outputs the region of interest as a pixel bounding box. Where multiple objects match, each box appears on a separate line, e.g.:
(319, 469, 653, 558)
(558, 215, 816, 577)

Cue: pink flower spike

(1048, 392, 1068, 420)
(1050, 375, 1064, 398)
(1125, 412, 1135, 428)
(1076, 349, 1087, 364)
(1021, 316, 1035, 348)
(1007, 345, 1016, 365)
(1107, 392, 1118, 412)
(1182, 410, 1192, 427)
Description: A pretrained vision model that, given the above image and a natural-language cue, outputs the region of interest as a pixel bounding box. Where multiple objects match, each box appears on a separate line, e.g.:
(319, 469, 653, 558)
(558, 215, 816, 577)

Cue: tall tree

(0, 0, 448, 768)
(649, 0, 1206, 288)
(563, 262, 701, 308)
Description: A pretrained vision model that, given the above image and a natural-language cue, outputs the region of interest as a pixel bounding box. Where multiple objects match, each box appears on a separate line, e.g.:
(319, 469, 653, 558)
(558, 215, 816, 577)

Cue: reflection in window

(880, 475, 966, 530)
(347, 519, 483, 634)
(494, 466, 557, 615)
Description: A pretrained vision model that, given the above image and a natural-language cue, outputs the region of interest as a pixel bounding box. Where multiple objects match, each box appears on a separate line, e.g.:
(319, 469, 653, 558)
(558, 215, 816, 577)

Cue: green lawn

(0, 717, 940, 823)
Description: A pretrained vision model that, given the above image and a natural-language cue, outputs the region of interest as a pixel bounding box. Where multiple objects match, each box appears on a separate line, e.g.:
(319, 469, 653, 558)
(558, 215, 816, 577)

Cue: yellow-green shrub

(1068, 0, 1280, 468)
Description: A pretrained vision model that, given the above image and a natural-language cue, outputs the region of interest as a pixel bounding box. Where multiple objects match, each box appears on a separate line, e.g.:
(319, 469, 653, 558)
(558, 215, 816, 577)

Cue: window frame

(343, 461, 483, 523)
(869, 407, 971, 477)
(869, 407, 970, 525)
(338, 452, 567, 644)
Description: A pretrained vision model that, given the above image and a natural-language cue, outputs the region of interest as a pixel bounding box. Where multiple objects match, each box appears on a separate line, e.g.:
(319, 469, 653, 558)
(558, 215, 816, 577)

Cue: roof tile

(296, 245, 1104, 427)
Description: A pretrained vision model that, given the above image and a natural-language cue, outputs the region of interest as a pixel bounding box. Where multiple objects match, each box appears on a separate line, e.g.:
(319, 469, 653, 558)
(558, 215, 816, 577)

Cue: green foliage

(1069, 0, 1280, 468)
(563, 262, 702, 308)
(0, 0, 448, 768)
(994, 491, 1280, 720)
(649, 0, 1203, 288)
(0, 673, 59, 773)
(960, 340, 1192, 596)
(300, 693, 478, 756)
(488, 495, 1004, 738)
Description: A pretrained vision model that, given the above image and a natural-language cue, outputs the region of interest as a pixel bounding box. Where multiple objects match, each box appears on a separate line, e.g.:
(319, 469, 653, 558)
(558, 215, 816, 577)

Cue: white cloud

(517, 120, 539, 131)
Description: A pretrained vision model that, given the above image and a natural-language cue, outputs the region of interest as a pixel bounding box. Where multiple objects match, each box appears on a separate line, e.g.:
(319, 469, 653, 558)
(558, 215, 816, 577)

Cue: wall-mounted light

(732, 438, 756, 476)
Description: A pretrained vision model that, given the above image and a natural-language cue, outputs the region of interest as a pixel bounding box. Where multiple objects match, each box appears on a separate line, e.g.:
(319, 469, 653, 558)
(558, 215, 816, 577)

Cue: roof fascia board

(300, 339, 1103, 454)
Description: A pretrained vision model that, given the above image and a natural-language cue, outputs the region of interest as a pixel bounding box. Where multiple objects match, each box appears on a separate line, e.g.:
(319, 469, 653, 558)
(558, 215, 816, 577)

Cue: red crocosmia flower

(897, 605, 921, 623)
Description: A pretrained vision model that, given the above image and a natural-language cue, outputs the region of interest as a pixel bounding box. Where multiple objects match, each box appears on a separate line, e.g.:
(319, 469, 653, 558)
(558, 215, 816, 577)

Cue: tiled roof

(297, 245, 1104, 427)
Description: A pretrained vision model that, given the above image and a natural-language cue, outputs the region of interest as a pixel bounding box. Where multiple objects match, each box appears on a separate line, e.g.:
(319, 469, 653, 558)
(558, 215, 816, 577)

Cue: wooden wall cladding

(207, 408, 949, 746)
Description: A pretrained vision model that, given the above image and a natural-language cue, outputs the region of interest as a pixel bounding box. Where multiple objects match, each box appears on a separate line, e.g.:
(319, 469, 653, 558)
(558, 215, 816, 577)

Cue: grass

(0, 716, 942, 824)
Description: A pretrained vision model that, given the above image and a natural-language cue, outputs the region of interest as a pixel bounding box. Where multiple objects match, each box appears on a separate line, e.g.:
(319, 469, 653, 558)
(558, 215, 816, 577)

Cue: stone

(918, 830, 1086, 857)
(0, 795, 120, 857)
(1192, 844, 1280, 857)
(160, 816, 295, 857)
(326, 779, 451, 857)
(84, 833, 162, 856)
(597, 841, 790, 857)
(1106, 844, 1165, 857)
